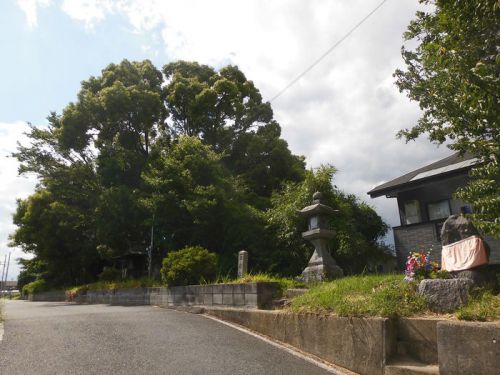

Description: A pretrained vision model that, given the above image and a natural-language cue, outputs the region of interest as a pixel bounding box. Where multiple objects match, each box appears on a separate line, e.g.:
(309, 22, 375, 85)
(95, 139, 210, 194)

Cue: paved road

(0, 300, 332, 375)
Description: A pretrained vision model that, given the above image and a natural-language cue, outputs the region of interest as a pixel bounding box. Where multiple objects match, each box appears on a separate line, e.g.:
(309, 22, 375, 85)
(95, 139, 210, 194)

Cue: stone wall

(31, 282, 279, 310)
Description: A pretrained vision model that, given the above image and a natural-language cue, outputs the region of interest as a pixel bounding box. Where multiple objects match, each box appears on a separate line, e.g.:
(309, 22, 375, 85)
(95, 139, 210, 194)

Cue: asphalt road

(0, 300, 332, 375)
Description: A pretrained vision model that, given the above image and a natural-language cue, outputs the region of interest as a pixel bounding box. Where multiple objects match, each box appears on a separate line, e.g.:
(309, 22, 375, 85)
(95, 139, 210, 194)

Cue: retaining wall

(30, 282, 279, 309)
(206, 308, 393, 375)
(28, 290, 67, 302)
(29, 287, 499, 375)
(437, 321, 499, 375)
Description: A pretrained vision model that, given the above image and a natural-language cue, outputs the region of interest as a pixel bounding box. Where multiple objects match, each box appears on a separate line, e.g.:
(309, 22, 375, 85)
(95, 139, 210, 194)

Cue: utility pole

(4, 252, 11, 288)
(0, 254, 6, 297)
(148, 218, 154, 279)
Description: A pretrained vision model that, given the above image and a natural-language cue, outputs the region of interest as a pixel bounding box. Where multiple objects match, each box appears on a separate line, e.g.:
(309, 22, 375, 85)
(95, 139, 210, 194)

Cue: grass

(23, 271, 500, 322)
(457, 288, 500, 321)
(289, 274, 428, 318)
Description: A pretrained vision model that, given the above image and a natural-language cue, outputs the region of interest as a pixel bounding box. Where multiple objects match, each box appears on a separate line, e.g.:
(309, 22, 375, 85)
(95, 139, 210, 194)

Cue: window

(428, 200, 451, 221)
(404, 200, 421, 224)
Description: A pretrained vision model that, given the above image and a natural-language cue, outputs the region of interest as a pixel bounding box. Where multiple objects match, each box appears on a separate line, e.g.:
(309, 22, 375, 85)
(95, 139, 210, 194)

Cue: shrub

(22, 279, 48, 296)
(161, 246, 218, 286)
(98, 267, 122, 281)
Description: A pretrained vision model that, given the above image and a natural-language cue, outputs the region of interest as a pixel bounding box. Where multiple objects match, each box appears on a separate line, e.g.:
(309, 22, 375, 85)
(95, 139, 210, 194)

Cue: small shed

(368, 152, 500, 269)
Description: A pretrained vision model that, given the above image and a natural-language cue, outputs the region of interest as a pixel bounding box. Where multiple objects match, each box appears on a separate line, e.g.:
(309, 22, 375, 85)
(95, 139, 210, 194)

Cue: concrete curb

(203, 313, 356, 375)
(0, 322, 4, 342)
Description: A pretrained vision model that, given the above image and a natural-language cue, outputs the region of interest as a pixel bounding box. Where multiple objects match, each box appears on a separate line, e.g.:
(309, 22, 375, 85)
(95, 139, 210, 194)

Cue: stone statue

(440, 213, 491, 285)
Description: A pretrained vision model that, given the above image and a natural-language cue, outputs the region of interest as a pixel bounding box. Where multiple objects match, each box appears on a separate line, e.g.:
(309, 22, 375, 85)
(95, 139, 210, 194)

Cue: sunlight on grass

(289, 274, 428, 318)
(213, 272, 306, 296)
(457, 288, 500, 321)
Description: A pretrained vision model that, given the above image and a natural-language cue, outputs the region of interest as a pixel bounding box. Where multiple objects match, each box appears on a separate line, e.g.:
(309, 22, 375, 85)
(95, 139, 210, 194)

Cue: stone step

(385, 357, 439, 375)
(397, 340, 431, 362)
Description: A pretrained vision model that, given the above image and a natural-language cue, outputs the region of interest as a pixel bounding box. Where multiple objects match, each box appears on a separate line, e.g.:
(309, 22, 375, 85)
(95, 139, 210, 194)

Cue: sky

(0, 0, 452, 281)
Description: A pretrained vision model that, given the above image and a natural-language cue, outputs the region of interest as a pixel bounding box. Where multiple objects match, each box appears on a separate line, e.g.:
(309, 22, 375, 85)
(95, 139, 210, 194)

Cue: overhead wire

(269, 0, 389, 103)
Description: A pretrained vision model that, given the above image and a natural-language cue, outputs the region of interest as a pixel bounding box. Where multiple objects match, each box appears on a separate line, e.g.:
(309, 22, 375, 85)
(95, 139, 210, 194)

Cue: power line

(269, 0, 389, 103)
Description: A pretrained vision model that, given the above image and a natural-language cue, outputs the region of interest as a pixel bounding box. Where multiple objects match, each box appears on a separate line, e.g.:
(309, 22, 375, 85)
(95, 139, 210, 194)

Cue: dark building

(368, 152, 500, 269)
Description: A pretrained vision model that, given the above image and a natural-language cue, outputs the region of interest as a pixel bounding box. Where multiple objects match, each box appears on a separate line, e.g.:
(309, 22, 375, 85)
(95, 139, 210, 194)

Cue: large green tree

(12, 59, 389, 286)
(12, 60, 304, 284)
(142, 136, 270, 272)
(162, 61, 305, 201)
(394, 0, 499, 236)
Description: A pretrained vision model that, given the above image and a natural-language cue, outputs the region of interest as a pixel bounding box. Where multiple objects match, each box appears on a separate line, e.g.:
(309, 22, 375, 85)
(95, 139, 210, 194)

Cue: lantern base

(301, 263, 344, 283)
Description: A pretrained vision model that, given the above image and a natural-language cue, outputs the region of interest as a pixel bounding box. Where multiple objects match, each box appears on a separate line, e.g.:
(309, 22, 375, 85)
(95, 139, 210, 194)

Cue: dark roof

(367, 152, 478, 198)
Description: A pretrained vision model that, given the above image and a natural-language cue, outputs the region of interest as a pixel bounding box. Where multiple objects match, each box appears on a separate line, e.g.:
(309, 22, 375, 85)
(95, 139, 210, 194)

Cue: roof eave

(367, 167, 473, 198)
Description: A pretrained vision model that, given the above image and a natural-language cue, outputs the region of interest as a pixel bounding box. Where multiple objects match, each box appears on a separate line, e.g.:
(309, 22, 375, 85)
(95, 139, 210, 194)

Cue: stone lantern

(299, 192, 344, 282)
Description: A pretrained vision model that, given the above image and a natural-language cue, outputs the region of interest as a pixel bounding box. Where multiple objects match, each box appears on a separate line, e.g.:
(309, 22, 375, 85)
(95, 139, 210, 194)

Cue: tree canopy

(12, 59, 388, 286)
(394, 0, 499, 236)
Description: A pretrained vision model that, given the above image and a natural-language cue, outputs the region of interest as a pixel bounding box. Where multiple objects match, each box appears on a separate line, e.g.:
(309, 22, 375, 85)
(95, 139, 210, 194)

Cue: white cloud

(17, 0, 52, 29)
(61, 0, 115, 30)
(0, 122, 37, 281)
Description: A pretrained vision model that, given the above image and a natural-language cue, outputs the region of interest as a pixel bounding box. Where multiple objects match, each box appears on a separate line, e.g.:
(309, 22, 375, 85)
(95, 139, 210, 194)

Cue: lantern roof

(298, 192, 338, 217)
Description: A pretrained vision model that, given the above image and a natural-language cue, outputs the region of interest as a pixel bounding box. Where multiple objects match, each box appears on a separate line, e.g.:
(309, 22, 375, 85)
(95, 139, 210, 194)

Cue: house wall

(392, 173, 500, 269)
(396, 174, 470, 226)
(394, 223, 441, 268)
(394, 224, 500, 269)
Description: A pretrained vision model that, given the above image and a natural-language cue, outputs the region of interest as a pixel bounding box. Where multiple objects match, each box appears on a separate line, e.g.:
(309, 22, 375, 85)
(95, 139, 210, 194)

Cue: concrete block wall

(31, 282, 279, 310)
(394, 223, 500, 269)
(394, 223, 441, 269)
(28, 290, 67, 302)
(153, 282, 279, 309)
(485, 236, 500, 264)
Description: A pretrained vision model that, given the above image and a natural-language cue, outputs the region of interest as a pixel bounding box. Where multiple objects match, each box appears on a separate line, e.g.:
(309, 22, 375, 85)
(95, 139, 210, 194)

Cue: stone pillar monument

(238, 250, 248, 278)
(299, 192, 344, 283)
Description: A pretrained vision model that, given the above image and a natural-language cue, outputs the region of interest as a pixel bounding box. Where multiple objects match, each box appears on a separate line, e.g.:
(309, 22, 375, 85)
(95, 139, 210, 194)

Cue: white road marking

(203, 313, 357, 375)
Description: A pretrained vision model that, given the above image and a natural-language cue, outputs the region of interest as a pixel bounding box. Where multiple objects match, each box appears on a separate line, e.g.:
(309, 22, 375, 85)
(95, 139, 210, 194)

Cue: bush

(161, 246, 218, 286)
(22, 279, 48, 296)
(98, 267, 122, 281)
